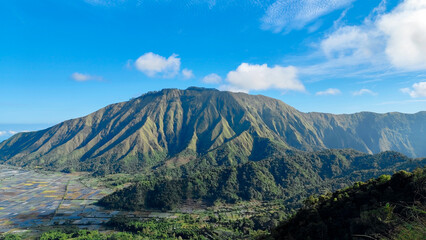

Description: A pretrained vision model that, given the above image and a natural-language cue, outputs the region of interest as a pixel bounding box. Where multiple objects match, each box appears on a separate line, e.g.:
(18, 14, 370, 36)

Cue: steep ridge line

(0, 87, 425, 174)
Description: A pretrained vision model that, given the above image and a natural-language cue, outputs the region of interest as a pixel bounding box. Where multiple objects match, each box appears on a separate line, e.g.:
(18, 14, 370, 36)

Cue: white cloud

(0, 131, 6, 137)
(321, 25, 380, 61)
(182, 69, 195, 79)
(71, 72, 102, 82)
(135, 52, 181, 78)
(353, 88, 377, 96)
(315, 88, 341, 96)
(218, 85, 249, 93)
(320, 0, 426, 71)
(261, 0, 354, 33)
(225, 63, 304, 92)
(202, 73, 222, 84)
(401, 81, 426, 98)
(377, 0, 426, 70)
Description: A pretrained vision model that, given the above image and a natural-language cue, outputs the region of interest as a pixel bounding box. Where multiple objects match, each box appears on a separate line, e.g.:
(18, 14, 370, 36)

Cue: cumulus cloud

(315, 88, 341, 96)
(377, 0, 426, 70)
(135, 52, 181, 78)
(261, 0, 354, 33)
(182, 69, 194, 79)
(202, 73, 222, 84)
(320, 0, 426, 71)
(71, 72, 102, 82)
(224, 63, 304, 92)
(401, 81, 426, 98)
(353, 88, 377, 96)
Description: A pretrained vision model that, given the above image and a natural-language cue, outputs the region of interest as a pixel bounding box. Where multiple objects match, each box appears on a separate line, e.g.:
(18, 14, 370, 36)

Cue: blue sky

(1, 0, 426, 140)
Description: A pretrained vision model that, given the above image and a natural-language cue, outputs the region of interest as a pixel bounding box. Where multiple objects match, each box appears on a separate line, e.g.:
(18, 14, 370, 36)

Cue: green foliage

(40, 231, 69, 240)
(270, 168, 426, 240)
(99, 149, 425, 211)
(37, 229, 147, 240)
(10, 204, 284, 240)
(0, 234, 22, 240)
(106, 216, 208, 239)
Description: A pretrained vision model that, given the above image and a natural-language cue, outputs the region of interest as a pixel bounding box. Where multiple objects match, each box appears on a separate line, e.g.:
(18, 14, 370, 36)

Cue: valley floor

(0, 166, 286, 239)
(0, 166, 181, 235)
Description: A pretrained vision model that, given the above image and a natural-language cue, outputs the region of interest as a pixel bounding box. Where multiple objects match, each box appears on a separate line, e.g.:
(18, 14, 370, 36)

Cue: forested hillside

(98, 149, 425, 211)
(269, 168, 426, 240)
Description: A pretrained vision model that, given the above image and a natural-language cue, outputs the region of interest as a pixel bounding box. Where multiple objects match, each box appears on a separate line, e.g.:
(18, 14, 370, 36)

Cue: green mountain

(0, 87, 425, 173)
(98, 149, 425, 211)
(269, 167, 426, 240)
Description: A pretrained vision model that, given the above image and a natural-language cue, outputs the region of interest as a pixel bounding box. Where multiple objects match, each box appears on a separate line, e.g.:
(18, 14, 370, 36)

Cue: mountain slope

(0, 87, 425, 173)
(269, 167, 426, 240)
(306, 111, 426, 158)
(99, 149, 426, 211)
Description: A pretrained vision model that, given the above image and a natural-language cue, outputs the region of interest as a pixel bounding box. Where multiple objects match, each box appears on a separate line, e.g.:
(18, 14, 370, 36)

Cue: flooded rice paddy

(0, 166, 176, 233)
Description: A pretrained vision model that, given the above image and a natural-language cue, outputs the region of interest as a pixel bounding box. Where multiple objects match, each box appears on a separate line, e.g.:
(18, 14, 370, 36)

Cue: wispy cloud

(222, 63, 304, 93)
(261, 0, 355, 33)
(84, 0, 127, 6)
(295, 0, 426, 85)
(182, 68, 195, 79)
(378, 99, 426, 105)
(84, 0, 267, 9)
(401, 81, 426, 98)
(353, 88, 377, 96)
(71, 72, 103, 82)
(315, 88, 341, 96)
(316, 0, 426, 73)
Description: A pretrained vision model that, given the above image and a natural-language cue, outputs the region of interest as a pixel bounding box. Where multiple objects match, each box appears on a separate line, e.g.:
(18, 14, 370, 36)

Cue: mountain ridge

(0, 87, 425, 173)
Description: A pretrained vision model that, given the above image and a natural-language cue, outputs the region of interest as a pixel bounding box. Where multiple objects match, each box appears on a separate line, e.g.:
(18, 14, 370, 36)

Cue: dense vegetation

(0, 201, 288, 239)
(1, 87, 425, 239)
(269, 168, 426, 240)
(2, 168, 425, 240)
(1, 87, 425, 174)
(99, 149, 425, 211)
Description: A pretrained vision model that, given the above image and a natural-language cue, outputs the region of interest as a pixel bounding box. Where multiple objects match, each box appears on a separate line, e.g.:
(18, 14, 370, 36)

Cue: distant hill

(269, 167, 426, 240)
(98, 149, 425, 211)
(0, 87, 425, 173)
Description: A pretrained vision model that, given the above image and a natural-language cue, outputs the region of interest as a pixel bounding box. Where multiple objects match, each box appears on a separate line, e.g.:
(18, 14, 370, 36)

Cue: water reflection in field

(0, 166, 175, 233)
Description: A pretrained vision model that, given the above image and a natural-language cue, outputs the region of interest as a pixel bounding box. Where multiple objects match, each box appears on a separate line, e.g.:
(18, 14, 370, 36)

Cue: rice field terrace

(0, 166, 182, 234)
(0, 165, 291, 239)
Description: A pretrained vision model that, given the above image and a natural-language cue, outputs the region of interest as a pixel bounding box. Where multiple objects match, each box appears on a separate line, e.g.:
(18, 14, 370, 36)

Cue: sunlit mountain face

(1, 0, 425, 239)
(1, 88, 425, 174)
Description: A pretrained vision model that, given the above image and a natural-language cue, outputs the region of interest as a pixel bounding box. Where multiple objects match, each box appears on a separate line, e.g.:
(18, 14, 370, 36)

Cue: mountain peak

(0, 88, 425, 173)
(186, 86, 219, 92)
